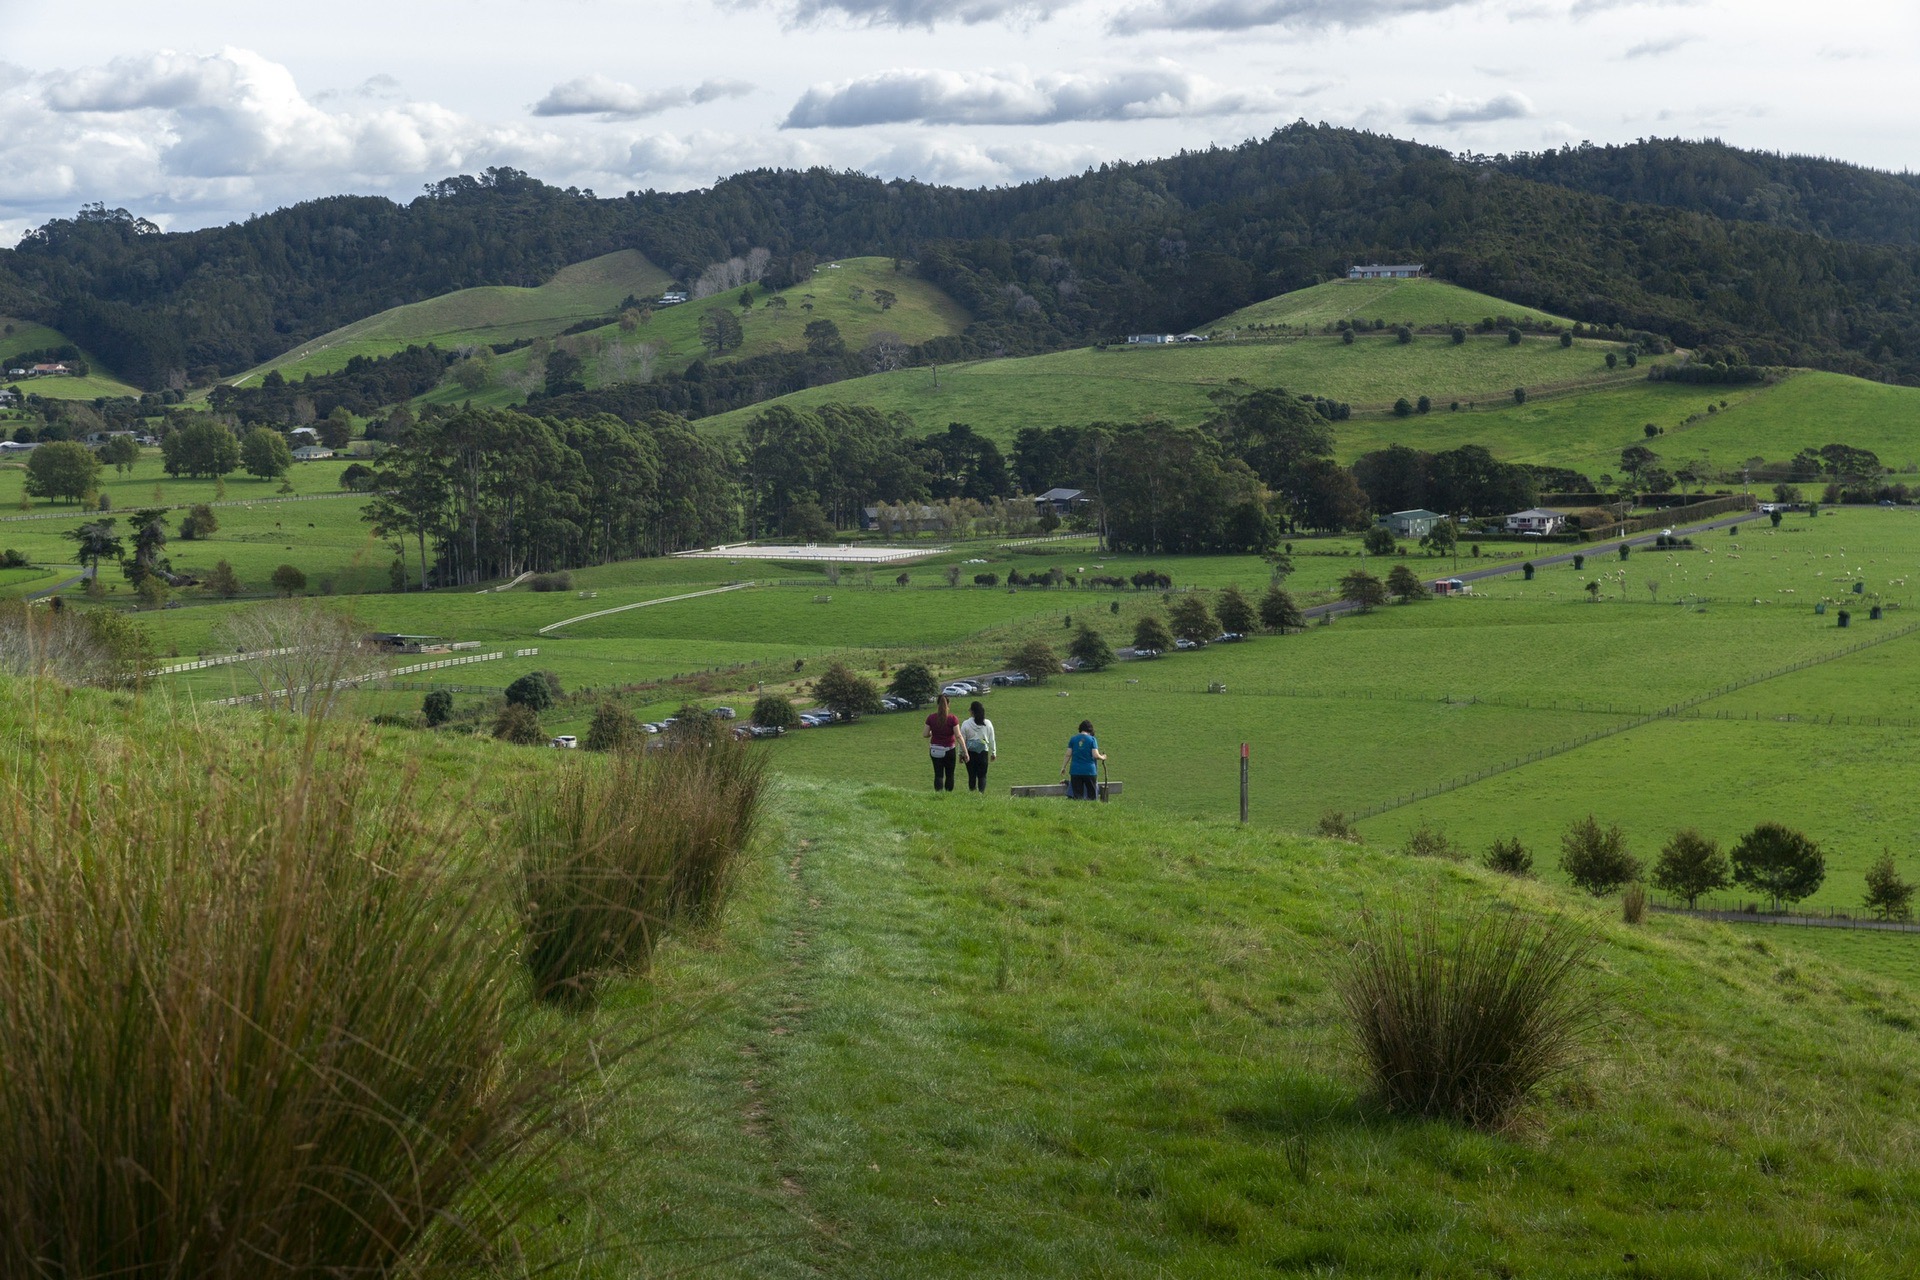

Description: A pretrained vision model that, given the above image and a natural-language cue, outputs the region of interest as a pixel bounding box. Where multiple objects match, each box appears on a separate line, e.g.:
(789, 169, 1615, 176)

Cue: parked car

(1213, 632, 1246, 644)
(1132, 647, 1162, 659)
(547, 735, 578, 749)
(991, 672, 1032, 686)
(942, 682, 977, 697)
(712, 706, 737, 720)
(747, 724, 785, 739)
(641, 722, 663, 734)
(1174, 637, 1204, 651)
(881, 695, 913, 711)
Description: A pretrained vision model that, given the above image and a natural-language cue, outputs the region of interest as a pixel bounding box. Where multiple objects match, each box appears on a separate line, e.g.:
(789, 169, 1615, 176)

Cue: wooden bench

(1008, 782, 1124, 799)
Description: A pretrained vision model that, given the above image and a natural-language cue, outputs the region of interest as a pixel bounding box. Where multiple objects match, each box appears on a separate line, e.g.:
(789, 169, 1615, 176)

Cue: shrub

(1316, 811, 1360, 842)
(513, 739, 768, 1002)
(177, 503, 218, 540)
(269, 563, 307, 596)
(973, 572, 999, 587)
(1731, 822, 1825, 911)
(1006, 638, 1058, 683)
(504, 670, 557, 711)
(1450, 327, 1466, 344)
(585, 699, 641, 751)
(1402, 822, 1461, 859)
(1507, 328, 1523, 346)
(1068, 623, 1114, 672)
(1483, 837, 1533, 877)
(1864, 852, 1916, 922)
(665, 702, 721, 746)
(1559, 816, 1641, 895)
(1132, 614, 1173, 652)
(1393, 397, 1413, 417)
(203, 559, 242, 598)
(1621, 883, 1648, 925)
(1339, 570, 1387, 612)
(527, 571, 573, 592)
(814, 661, 881, 720)
(752, 692, 799, 729)
(493, 702, 544, 744)
(1339, 910, 1602, 1130)
(888, 661, 939, 706)
(1650, 828, 1729, 908)
(1259, 586, 1304, 632)
(0, 719, 574, 1275)
(1363, 525, 1398, 556)
(1386, 564, 1427, 601)
(421, 688, 453, 726)
(1167, 594, 1217, 643)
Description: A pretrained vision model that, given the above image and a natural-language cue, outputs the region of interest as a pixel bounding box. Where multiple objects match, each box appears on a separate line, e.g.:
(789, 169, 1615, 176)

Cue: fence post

(1239, 742, 1249, 824)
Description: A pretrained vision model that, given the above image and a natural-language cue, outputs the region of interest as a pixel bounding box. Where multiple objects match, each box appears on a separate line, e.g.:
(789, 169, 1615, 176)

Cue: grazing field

(232, 250, 673, 384)
(1212, 276, 1571, 331)
(413, 256, 971, 409)
(547, 777, 1920, 1277)
(699, 331, 1657, 443)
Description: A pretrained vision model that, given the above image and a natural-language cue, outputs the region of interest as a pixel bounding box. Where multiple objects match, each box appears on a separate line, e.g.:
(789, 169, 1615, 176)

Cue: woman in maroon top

(922, 693, 968, 792)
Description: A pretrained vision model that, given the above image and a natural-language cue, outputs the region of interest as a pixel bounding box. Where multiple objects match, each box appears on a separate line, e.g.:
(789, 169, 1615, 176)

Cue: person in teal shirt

(1061, 719, 1106, 800)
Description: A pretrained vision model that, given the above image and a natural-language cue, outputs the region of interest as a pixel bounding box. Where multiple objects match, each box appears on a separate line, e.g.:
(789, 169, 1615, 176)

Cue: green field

(0, 315, 144, 400)
(413, 256, 971, 410)
(700, 330, 1656, 442)
(1213, 276, 1571, 331)
(232, 250, 673, 385)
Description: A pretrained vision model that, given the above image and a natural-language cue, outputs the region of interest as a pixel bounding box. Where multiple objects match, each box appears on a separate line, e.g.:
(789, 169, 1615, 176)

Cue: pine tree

(1259, 586, 1303, 632)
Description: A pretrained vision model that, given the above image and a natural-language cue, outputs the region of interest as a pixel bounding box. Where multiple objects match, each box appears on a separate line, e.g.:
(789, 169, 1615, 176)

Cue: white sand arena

(674, 543, 947, 563)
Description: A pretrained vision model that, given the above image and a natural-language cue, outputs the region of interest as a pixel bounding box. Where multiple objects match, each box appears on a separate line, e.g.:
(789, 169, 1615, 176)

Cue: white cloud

(1406, 89, 1535, 125)
(1622, 34, 1700, 58)
(1109, 0, 1476, 34)
(532, 75, 755, 120)
(1567, 0, 1697, 15)
(783, 64, 1298, 128)
(755, 0, 1076, 26)
(864, 135, 1110, 185)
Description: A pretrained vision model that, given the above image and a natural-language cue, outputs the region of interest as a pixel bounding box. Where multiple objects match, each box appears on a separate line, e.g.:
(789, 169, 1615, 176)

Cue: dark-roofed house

(1035, 488, 1086, 516)
(1347, 264, 1426, 280)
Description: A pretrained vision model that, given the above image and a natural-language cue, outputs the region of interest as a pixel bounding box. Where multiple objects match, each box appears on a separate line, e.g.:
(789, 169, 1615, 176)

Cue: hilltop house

(1347, 264, 1426, 280)
(1380, 509, 1444, 539)
(29, 362, 70, 376)
(1504, 508, 1566, 535)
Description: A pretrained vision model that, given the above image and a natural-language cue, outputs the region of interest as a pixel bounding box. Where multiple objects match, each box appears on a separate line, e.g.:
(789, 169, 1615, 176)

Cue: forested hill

(5, 123, 1918, 391)
(1496, 138, 1920, 248)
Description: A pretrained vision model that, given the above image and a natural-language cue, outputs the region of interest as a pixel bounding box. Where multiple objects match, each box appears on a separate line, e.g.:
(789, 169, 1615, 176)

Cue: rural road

(1302, 508, 1765, 622)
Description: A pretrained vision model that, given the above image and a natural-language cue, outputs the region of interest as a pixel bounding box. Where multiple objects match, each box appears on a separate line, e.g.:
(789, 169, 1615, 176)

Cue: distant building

(288, 426, 320, 445)
(1347, 264, 1426, 280)
(1504, 508, 1566, 535)
(658, 291, 689, 305)
(1126, 333, 1174, 345)
(1035, 488, 1087, 516)
(29, 362, 70, 376)
(1174, 333, 1207, 343)
(0, 439, 36, 453)
(0, 388, 15, 406)
(291, 445, 336, 461)
(1380, 509, 1444, 539)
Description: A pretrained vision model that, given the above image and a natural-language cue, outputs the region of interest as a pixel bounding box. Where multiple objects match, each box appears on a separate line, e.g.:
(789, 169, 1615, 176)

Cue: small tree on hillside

(493, 702, 544, 745)
(1215, 585, 1256, 634)
(888, 661, 938, 706)
(1339, 569, 1387, 613)
(1386, 564, 1427, 601)
(1006, 638, 1058, 682)
(1483, 837, 1533, 877)
(1363, 525, 1397, 556)
(1132, 614, 1173, 652)
(504, 671, 556, 712)
(752, 692, 800, 729)
(1259, 585, 1304, 632)
(1650, 828, 1730, 908)
(1560, 815, 1641, 895)
(1068, 623, 1114, 671)
(269, 564, 307, 597)
(422, 689, 454, 727)
(1864, 852, 1916, 922)
(241, 428, 293, 481)
(202, 559, 242, 599)
(585, 700, 641, 752)
(814, 662, 882, 720)
(1421, 519, 1457, 558)
(1168, 594, 1217, 643)
(1730, 822, 1825, 911)
(177, 503, 218, 540)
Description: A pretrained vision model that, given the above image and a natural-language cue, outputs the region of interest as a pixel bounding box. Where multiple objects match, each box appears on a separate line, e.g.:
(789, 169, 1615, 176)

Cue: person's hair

(936, 693, 951, 717)
(1078, 720, 1094, 734)
(970, 701, 986, 725)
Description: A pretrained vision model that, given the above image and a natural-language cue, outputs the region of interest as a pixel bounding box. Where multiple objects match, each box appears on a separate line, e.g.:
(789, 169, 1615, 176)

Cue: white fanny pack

(929, 744, 951, 758)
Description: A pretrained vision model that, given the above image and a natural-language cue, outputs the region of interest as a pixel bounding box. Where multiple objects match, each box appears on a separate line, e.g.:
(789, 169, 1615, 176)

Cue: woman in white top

(960, 700, 996, 793)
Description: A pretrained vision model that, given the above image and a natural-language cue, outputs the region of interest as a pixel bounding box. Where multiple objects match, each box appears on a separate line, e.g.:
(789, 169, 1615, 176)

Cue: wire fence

(0, 489, 370, 524)
(1348, 618, 1920, 821)
(1650, 899, 1920, 934)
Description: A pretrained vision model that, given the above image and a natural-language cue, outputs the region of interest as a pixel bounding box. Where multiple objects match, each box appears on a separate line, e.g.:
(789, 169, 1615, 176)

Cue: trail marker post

(1239, 742, 1250, 824)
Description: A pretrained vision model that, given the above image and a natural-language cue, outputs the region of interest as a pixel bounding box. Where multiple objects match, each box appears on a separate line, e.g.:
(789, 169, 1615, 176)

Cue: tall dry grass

(1338, 909, 1603, 1130)
(516, 735, 768, 1003)
(0, 709, 572, 1277)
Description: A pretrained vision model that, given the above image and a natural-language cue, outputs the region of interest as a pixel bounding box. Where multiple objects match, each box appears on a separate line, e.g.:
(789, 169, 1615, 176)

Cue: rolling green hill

(698, 328, 1659, 442)
(0, 316, 143, 400)
(231, 250, 673, 386)
(1212, 276, 1571, 332)
(412, 256, 971, 409)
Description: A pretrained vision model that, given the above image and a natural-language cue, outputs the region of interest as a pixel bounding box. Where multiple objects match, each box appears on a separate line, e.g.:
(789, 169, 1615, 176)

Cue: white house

(658, 291, 689, 305)
(291, 445, 336, 461)
(1381, 509, 1444, 539)
(1504, 508, 1566, 535)
(0, 440, 37, 453)
(1347, 264, 1427, 280)
(1126, 333, 1174, 345)
(288, 426, 320, 445)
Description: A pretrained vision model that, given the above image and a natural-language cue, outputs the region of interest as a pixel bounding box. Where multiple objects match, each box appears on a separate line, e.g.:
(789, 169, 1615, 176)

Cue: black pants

(965, 754, 990, 792)
(1068, 774, 1100, 800)
(931, 750, 957, 791)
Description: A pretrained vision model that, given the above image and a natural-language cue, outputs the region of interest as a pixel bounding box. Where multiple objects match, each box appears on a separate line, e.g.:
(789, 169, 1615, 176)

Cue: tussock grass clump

(1401, 822, 1462, 859)
(1622, 882, 1649, 924)
(1339, 910, 1603, 1130)
(0, 712, 565, 1277)
(517, 735, 767, 1003)
(1317, 810, 1361, 842)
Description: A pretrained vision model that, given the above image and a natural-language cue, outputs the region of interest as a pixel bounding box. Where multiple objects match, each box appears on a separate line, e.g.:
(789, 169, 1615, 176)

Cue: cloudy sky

(0, 0, 1911, 244)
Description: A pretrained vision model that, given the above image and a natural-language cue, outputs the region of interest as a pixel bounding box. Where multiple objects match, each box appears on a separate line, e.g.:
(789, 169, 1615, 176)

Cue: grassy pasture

(699, 332, 1657, 444)
(1211, 276, 1571, 330)
(0, 315, 144, 399)
(233, 250, 672, 385)
(413, 256, 970, 409)
(549, 776, 1920, 1277)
